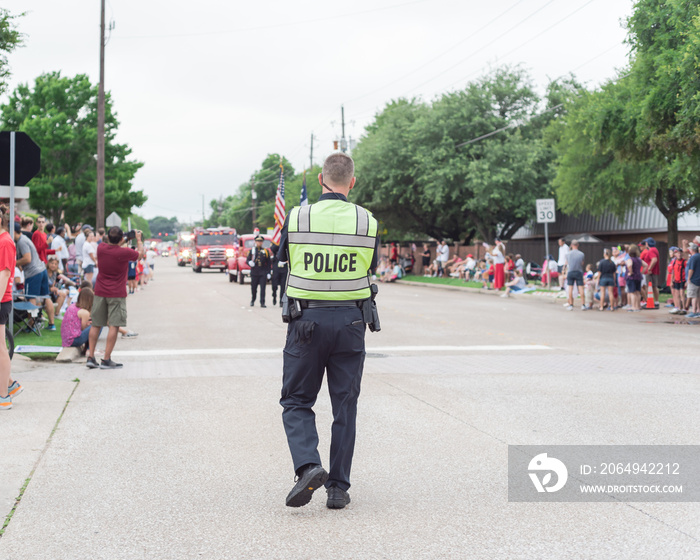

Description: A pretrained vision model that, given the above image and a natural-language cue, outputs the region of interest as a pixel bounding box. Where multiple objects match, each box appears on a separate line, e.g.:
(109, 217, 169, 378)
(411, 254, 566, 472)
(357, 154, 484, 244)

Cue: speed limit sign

(536, 199, 556, 223)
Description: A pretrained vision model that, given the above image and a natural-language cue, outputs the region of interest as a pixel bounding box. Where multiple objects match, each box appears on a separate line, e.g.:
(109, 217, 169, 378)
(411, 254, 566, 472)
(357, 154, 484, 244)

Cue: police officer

(278, 153, 379, 510)
(248, 235, 272, 307)
(269, 242, 288, 307)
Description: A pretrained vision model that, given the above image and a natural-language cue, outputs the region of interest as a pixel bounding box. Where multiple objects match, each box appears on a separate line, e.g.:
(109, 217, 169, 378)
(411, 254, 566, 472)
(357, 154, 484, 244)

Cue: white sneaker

(565, 305, 573, 311)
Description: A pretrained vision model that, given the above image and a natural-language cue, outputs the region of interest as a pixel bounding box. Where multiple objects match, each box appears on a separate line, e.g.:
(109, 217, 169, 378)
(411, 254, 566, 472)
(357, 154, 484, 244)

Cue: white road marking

(112, 345, 551, 357)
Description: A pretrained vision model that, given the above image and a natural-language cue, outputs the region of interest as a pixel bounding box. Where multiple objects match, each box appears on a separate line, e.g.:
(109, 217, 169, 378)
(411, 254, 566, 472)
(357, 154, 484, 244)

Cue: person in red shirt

(640, 238, 660, 307)
(31, 215, 55, 264)
(670, 247, 687, 314)
(0, 205, 21, 410)
(86, 228, 143, 370)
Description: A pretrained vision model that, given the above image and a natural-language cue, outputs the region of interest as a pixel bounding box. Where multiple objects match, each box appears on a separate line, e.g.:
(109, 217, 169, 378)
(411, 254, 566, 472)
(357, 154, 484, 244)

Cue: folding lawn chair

(13, 298, 45, 337)
(12, 284, 51, 337)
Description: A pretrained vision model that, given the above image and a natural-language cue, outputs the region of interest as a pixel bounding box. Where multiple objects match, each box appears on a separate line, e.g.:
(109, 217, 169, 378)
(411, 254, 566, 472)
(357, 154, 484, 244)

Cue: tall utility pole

(96, 0, 106, 229)
(251, 180, 257, 226)
(340, 106, 347, 153)
(310, 132, 314, 170)
(201, 194, 205, 225)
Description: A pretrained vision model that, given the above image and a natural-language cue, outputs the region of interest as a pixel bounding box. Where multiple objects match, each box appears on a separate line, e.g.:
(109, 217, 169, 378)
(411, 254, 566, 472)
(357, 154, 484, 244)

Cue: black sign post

(1, 131, 41, 335)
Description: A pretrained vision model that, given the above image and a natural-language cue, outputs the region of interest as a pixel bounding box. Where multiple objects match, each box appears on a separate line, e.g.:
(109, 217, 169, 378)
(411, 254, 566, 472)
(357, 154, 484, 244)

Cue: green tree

(551, 0, 700, 247)
(121, 214, 151, 239)
(0, 72, 146, 225)
(352, 99, 433, 238)
(0, 9, 23, 95)
(148, 215, 179, 236)
(205, 154, 296, 232)
(285, 165, 323, 209)
(353, 67, 556, 242)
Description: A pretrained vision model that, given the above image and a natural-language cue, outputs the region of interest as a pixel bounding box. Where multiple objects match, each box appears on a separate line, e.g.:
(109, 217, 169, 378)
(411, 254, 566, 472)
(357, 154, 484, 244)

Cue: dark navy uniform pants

(250, 273, 267, 304)
(271, 266, 287, 300)
(280, 306, 366, 491)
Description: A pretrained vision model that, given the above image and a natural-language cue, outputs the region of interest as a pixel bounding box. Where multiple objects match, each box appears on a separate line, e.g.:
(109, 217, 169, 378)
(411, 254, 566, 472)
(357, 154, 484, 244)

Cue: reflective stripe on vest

(287, 232, 376, 249)
(287, 199, 377, 301)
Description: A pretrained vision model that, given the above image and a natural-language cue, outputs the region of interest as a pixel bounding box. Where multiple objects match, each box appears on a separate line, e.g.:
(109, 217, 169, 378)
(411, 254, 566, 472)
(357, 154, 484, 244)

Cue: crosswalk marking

(112, 345, 551, 357)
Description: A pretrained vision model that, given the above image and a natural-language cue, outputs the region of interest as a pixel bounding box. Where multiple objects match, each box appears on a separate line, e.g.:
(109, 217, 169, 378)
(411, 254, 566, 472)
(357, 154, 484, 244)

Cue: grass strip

(0, 378, 80, 539)
(400, 275, 676, 303)
(13, 318, 64, 348)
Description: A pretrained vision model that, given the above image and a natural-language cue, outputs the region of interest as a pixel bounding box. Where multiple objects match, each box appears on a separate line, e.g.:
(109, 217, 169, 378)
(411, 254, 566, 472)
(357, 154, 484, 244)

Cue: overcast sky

(2, 0, 634, 224)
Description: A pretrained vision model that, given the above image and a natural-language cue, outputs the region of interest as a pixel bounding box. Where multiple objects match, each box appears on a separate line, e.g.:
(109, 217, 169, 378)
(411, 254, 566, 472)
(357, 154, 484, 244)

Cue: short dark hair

(108, 226, 123, 244)
(322, 153, 354, 186)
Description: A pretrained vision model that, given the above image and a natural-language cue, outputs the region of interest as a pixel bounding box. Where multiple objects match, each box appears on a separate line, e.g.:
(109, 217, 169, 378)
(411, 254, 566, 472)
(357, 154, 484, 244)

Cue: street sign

(536, 199, 556, 224)
(0, 131, 41, 186)
(0, 186, 29, 198)
(106, 212, 121, 227)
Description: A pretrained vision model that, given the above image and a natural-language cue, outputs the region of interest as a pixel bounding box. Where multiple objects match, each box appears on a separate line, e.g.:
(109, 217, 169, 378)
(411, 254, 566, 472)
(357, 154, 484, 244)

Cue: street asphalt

(1, 258, 698, 559)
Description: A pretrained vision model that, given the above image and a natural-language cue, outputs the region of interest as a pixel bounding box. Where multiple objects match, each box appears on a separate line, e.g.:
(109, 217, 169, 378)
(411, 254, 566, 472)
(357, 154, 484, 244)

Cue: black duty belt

(299, 300, 361, 309)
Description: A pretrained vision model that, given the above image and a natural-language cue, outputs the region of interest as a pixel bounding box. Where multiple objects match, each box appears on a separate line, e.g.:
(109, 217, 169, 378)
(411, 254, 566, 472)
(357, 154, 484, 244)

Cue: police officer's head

(319, 153, 356, 194)
(255, 234, 264, 246)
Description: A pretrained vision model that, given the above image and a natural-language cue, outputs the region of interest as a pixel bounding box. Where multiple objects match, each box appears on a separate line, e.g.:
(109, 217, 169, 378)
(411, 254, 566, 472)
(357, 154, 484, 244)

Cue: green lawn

(400, 274, 676, 303)
(399, 275, 485, 289)
(12, 316, 63, 360)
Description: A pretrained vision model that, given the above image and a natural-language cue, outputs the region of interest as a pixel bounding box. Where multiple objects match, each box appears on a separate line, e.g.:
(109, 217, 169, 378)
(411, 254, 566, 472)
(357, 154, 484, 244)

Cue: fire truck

(176, 231, 194, 266)
(191, 227, 238, 273)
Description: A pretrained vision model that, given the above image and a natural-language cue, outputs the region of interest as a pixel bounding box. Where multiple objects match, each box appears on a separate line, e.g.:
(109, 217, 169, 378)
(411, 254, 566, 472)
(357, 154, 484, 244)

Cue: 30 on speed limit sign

(536, 198, 556, 223)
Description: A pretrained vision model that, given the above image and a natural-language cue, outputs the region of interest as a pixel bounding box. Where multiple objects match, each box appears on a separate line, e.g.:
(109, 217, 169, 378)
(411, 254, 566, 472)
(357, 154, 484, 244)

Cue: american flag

(272, 164, 285, 245)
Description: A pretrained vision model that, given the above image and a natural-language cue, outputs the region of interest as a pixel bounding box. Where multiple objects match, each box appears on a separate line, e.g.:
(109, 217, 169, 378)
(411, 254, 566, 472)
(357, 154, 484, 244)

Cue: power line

(452, 44, 630, 149)
(400, 0, 560, 95)
(343, 0, 528, 105)
(445, 0, 597, 91)
(114, 0, 431, 40)
(346, 0, 601, 125)
(455, 103, 563, 148)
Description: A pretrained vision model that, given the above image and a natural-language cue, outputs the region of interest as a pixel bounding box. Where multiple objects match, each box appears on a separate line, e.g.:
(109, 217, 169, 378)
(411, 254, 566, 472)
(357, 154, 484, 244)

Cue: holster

(281, 293, 302, 323)
(362, 283, 381, 332)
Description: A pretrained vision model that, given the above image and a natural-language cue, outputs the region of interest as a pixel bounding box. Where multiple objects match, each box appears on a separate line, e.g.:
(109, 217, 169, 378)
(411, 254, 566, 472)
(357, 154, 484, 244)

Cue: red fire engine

(191, 227, 237, 273)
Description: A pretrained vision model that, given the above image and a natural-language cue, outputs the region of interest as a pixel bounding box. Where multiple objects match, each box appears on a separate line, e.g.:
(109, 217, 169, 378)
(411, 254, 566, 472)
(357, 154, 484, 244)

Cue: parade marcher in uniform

(278, 153, 380, 510)
(269, 242, 288, 307)
(248, 235, 272, 308)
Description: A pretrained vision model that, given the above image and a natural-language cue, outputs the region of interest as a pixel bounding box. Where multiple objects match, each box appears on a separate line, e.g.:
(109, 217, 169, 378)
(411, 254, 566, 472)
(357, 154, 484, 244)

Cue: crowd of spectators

(388, 234, 700, 318)
(10, 216, 146, 349)
(547, 236, 700, 314)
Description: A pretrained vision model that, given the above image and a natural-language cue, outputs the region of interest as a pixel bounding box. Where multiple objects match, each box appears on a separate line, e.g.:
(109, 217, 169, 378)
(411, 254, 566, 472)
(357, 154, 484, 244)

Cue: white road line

(112, 345, 551, 357)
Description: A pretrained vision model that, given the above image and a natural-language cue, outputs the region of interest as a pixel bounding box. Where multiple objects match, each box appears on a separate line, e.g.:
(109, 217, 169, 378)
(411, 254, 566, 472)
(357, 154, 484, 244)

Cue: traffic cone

(645, 281, 656, 309)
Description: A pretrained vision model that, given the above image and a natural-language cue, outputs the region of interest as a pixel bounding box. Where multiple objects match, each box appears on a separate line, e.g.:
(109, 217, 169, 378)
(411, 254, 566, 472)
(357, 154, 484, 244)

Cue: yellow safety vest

(286, 199, 378, 301)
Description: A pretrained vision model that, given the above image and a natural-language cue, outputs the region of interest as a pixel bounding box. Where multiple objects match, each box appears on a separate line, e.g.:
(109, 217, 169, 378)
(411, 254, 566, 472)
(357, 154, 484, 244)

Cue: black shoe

(326, 486, 351, 509)
(285, 465, 328, 508)
(86, 356, 99, 369)
(99, 359, 123, 369)
(260, 303, 267, 308)
(279, 300, 283, 307)
(272, 296, 277, 305)
(250, 300, 254, 307)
